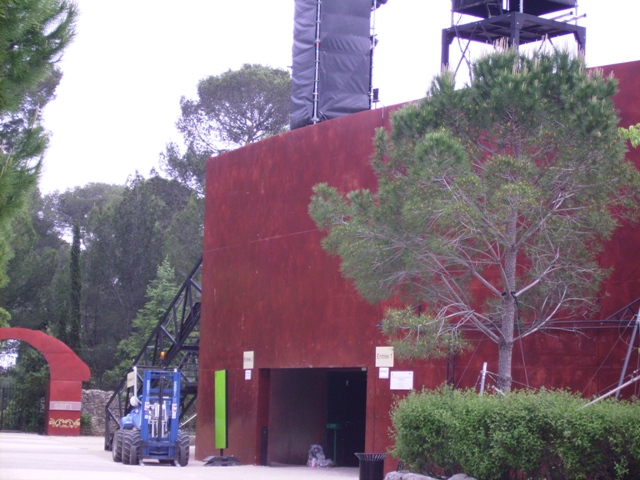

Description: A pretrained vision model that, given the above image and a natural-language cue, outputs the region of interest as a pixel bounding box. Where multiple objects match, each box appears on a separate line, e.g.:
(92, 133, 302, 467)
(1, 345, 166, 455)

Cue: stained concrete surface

(0, 432, 359, 480)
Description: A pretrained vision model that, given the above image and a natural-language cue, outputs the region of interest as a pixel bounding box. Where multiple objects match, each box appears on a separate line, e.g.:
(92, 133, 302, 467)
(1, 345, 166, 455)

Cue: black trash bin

(355, 453, 387, 480)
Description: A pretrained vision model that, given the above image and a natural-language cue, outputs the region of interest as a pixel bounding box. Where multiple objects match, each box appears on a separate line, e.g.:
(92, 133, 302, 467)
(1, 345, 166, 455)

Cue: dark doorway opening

(265, 368, 367, 466)
(326, 370, 367, 467)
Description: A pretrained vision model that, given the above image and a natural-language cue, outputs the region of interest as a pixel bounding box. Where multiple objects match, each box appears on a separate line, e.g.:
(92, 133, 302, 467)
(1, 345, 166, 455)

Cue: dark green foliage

(67, 222, 81, 353)
(1, 344, 48, 432)
(43, 182, 125, 237)
(0, 174, 201, 389)
(61, 175, 195, 387)
(104, 258, 180, 385)
(0, 189, 66, 332)
(163, 193, 203, 279)
(188, 63, 291, 147)
(161, 63, 291, 195)
(80, 176, 186, 386)
(391, 387, 640, 480)
(0, 67, 60, 320)
(160, 142, 209, 197)
(0, 0, 76, 325)
(0, 0, 76, 112)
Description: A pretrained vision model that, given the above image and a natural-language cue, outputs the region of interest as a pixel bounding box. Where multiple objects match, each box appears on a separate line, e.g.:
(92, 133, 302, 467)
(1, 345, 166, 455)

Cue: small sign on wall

(390, 371, 414, 390)
(243, 351, 254, 370)
(49, 401, 81, 411)
(126, 370, 136, 388)
(375, 346, 394, 367)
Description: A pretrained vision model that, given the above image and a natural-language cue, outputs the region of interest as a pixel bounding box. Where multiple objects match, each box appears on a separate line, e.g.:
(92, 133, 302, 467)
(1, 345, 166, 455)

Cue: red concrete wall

(196, 60, 640, 466)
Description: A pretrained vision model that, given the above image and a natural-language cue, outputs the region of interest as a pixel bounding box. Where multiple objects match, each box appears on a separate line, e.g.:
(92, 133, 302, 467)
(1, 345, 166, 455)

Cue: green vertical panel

(214, 370, 227, 449)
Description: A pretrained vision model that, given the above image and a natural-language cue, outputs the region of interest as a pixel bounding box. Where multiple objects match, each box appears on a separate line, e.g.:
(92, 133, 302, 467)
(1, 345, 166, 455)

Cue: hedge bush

(390, 386, 640, 480)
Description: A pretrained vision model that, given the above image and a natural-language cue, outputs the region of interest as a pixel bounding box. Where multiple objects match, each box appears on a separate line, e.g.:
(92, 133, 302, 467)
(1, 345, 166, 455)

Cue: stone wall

(81, 389, 112, 436)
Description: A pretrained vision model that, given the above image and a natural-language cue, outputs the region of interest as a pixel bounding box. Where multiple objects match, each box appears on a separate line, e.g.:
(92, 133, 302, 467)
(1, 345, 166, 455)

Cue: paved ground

(0, 432, 359, 480)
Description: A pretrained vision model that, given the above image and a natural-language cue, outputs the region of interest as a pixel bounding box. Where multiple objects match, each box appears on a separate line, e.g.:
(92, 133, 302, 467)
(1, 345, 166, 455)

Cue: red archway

(0, 327, 91, 436)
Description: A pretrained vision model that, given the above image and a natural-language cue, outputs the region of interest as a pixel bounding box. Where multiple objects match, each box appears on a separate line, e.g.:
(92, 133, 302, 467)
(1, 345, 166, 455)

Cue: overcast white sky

(39, 0, 639, 194)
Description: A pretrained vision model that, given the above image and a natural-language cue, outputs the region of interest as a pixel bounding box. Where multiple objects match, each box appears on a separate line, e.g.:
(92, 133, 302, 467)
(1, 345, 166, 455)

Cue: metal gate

(0, 387, 15, 430)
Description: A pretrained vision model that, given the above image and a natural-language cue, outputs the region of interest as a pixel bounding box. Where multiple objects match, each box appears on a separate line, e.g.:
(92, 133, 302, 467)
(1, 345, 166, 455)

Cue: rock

(384, 472, 438, 480)
(448, 474, 477, 480)
(384, 472, 406, 480)
(81, 389, 113, 436)
(403, 473, 439, 480)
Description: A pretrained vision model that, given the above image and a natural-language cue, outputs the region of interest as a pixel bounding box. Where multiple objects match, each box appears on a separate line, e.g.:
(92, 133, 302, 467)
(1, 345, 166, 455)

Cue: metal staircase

(104, 258, 203, 450)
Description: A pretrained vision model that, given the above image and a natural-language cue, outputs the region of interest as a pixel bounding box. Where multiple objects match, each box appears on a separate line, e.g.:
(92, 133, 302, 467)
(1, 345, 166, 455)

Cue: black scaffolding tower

(442, 0, 586, 67)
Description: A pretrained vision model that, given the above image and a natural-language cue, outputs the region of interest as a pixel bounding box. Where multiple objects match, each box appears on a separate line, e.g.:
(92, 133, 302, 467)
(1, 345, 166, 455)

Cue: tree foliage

(0, 0, 76, 112)
(310, 49, 640, 392)
(0, 189, 65, 331)
(0, 173, 202, 388)
(620, 123, 640, 148)
(43, 182, 125, 237)
(79, 176, 181, 384)
(161, 63, 291, 195)
(67, 222, 81, 353)
(163, 193, 204, 279)
(105, 258, 179, 385)
(0, 0, 77, 325)
(0, 344, 48, 432)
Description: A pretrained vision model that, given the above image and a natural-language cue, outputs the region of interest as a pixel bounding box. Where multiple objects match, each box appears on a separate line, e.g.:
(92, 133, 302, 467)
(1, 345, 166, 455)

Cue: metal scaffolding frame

(104, 257, 203, 450)
(442, 1, 586, 68)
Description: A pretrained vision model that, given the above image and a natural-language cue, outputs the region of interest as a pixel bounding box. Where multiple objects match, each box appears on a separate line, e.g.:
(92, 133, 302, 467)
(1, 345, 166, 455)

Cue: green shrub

(390, 386, 640, 480)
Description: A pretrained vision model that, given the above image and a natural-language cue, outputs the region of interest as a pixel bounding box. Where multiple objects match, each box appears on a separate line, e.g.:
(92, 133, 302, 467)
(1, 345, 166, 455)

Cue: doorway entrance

(326, 370, 367, 467)
(264, 367, 367, 466)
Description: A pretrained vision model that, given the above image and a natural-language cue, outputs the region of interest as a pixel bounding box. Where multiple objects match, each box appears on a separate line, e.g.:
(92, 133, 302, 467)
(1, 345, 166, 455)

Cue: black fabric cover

(290, 0, 372, 130)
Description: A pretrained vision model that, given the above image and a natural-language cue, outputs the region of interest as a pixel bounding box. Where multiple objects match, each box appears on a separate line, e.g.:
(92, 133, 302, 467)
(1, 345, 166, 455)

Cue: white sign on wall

(390, 371, 414, 391)
(243, 351, 254, 370)
(375, 346, 394, 367)
(49, 401, 81, 411)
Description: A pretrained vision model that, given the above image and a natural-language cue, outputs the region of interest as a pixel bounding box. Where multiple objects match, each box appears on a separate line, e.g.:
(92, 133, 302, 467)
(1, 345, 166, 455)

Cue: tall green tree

(67, 222, 81, 353)
(0, 0, 76, 112)
(3, 175, 201, 388)
(0, 189, 66, 331)
(79, 175, 193, 386)
(161, 63, 291, 195)
(105, 258, 179, 384)
(79, 176, 163, 384)
(44, 182, 125, 237)
(163, 193, 203, 279)
(0, 0, 77, 325)
(310, 50, 640, 392)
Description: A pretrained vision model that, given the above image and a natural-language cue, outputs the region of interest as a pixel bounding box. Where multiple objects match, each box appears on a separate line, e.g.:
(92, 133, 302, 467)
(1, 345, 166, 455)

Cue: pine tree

(161, 64, 291, 195)
(310, 49, 640, 392)
(68, 222, 81, 353)
(0, 1, 77, 325)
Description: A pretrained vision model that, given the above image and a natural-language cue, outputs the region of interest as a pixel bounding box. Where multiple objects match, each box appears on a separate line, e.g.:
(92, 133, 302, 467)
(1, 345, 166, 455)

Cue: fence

(0, 386, 44, 432)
